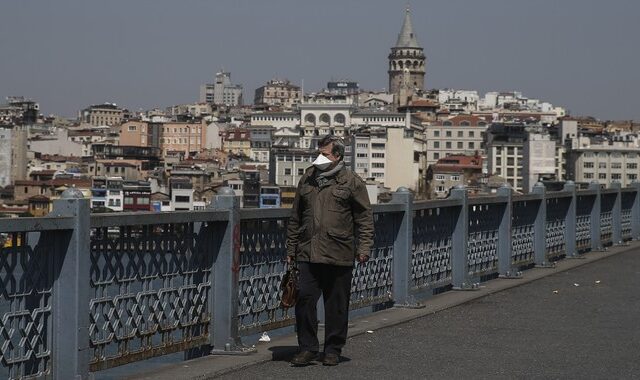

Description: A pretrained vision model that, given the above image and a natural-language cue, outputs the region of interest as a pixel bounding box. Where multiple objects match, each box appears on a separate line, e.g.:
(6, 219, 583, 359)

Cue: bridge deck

(129, 243, 640, 380)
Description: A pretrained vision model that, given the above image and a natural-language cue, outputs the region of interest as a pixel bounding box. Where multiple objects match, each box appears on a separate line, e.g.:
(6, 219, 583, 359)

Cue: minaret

(388, 7, 426, 106)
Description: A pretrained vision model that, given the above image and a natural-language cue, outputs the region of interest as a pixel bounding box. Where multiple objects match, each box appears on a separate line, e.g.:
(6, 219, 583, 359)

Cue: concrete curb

(127, 241, 638, 379)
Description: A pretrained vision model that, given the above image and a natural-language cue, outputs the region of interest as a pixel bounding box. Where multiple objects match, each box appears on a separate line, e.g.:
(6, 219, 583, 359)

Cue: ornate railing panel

(410, 206, 456, 291)
(237, 213, 292, 335)
(511, 200, 537, 266)
(621, 191, 635, 240)
(576, 195, 594, 253)
(350, 210, 395, 309)
(545, 197, 570, 259)
(88, 216, 215, 371)
(467, 203, 501, 277)
(0, 231, 54, 380)
(600, 193, 616, 246)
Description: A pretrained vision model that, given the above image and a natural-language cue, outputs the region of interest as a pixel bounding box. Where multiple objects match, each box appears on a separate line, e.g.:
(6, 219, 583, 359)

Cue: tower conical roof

(395, 7, 420, 48)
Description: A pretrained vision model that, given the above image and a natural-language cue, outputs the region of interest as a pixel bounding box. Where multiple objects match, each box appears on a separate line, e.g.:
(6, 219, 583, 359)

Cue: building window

(628, 174, 637, 180)
(446, 131, 452, 137)
(584, 173, 594, 179)
(175, 196, 190, 203)
(457, 142, 463, 149)
(611, 162, 622, 169)
(372, 163, 385, 168)
(457, 131, 463, 138)
(468, 142, 474, 149)
(445, 142, 451, 149)
(611, 173, 621, 180)
(584, 162, 594, 168)
(599, 173, 607, 180)
(599, 162, 607, 169)
(128, 125, 137, 131)
(450, 175, 460, 181)
(433, 130, 440, 137)
(628, 163, 638, 169)
(284, 168, 291, 175)
(436, 185, 446, 193)
(298, 168, 304, 175)
(435, 174, 445, 180)
(433, 153, 439, 160)
(434, 141, 440, 149)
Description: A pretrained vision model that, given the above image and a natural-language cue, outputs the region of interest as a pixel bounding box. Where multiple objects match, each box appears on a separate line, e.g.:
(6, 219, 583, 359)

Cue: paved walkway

(131, 243, 640, 380)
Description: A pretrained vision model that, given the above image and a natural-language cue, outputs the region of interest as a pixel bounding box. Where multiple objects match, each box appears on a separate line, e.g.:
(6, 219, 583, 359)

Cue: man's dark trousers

(295, 262, 353, 355)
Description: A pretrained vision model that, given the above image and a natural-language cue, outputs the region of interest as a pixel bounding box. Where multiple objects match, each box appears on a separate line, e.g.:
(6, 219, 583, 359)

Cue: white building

(522, 133, 558, 192)
(351, 126, 423, 192)
(566, 132, 640, 187)
(200, 71, 243, 106)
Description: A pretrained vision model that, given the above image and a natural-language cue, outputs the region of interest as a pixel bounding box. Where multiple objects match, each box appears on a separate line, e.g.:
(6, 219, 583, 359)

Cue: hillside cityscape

(0, 8, 638, 219)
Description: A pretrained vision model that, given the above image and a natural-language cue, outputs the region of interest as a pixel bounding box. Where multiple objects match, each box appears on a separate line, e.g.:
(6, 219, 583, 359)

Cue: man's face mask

(312, 154, 333, 171)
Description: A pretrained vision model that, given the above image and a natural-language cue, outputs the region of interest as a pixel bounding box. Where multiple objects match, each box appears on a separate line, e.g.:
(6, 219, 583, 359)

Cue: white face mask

(312, 154, 333, 171)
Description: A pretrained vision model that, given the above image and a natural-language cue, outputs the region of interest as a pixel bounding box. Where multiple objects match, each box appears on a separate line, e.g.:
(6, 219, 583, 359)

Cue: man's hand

(357, 254, 369, 264)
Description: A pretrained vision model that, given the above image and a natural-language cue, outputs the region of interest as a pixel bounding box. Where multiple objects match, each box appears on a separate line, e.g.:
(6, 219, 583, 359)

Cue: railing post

(497, 185, 518, 278)
(450, 186, 472, 290)
(531, 182, 551, 267)
(611, 181, 622, 245)
(50, 188, 91, 379)
(589, 181, 602, 252)
(632, 182, 640, 240)
(564, 181, 577, 257)
(391, 187, 414, 307)
(208, 188, 251, 354)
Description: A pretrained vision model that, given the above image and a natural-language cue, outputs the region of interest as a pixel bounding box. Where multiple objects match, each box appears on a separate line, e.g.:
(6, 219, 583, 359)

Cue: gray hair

(318, 134, 345, 160)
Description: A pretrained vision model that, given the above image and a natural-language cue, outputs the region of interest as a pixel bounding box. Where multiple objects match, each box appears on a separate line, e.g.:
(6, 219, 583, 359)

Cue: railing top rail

(576, 190, 598, 196)
(90, 209, 229, 228)
(546, 191, 573, 199)
(513, 193, 543, 202)
(239, 207, 291, 220)
(468, 196, 508, 206)
(413, 198, 462, 210)
(0, 215, 76, 232)
(372, 202, 406, 213)
(601, 188, 619, 195)
(621, 187, 638, 193)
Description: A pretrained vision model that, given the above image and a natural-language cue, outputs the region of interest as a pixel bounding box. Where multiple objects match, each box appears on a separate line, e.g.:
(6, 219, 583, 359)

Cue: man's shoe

(290, 351, 317, 366)
(322, 353, 340, 366)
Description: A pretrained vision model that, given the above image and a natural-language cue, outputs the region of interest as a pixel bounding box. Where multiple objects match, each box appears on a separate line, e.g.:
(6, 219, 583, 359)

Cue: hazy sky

(1, 0, 638, 120)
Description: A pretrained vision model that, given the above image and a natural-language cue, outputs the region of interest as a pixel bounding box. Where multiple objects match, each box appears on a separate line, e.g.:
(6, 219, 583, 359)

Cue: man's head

(317, 135, 345, 168)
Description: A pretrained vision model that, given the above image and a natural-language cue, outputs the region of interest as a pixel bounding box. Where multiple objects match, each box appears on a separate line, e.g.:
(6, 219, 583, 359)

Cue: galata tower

(388, 7, 425, 101)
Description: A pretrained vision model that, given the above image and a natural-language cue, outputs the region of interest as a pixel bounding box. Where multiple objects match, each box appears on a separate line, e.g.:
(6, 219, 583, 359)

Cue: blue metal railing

(0, 181, 639, 379)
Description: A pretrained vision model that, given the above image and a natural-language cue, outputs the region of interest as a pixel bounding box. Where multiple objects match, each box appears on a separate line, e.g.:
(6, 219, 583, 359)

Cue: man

(286, 134, 374, 366)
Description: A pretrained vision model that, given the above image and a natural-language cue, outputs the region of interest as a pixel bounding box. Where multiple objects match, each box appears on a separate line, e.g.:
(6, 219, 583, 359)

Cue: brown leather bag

(280, 263, 299, 308)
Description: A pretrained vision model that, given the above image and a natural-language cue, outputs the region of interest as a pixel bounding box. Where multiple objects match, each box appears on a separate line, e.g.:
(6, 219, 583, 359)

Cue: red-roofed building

(427, 154, 484, 199)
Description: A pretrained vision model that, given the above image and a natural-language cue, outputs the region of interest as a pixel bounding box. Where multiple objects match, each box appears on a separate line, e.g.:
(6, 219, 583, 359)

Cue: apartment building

(268, 148, 315, 187)
(79, 103, 123, 126)
(427, 154, 483, 198)
(422, 114, 489, 167)
(221, 127, 251, 156)
(200, 71, 243, 106)
(160, 121, 207, 158)
(350, 126, 422, 192)
(254, 79, 301, 109)
(566, 133, 640, 187)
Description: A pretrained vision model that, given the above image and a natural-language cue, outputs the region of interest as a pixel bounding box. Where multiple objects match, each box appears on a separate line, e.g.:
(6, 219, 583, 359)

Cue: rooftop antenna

(300, 79, 304, 104)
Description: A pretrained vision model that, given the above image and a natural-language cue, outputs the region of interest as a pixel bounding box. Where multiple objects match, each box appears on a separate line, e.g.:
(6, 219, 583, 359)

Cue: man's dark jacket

(286, 165, 374, 267)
